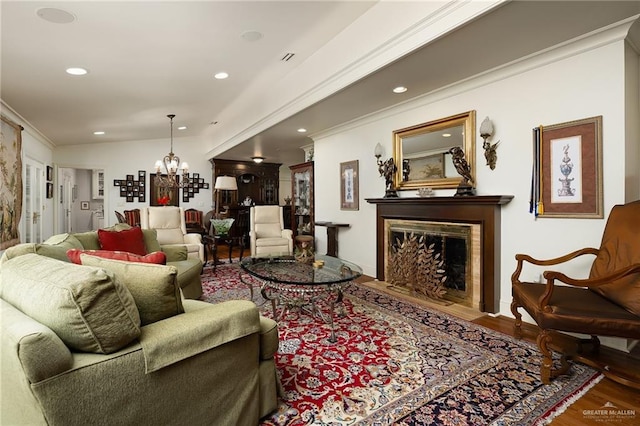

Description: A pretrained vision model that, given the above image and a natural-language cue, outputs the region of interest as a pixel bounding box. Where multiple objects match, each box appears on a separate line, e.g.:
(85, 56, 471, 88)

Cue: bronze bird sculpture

(449, 146, 473, 185)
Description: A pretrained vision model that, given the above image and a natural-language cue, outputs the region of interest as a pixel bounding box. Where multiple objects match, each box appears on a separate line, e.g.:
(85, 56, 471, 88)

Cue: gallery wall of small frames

(113, 171, 209, 203)
(114, 171, 146, 203)
(182, 173, 209, 203)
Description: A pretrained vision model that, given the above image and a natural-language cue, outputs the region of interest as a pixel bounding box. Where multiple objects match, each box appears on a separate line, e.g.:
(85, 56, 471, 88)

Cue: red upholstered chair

(115, 211, 126, 224)
(184, 208, 206, 235)
(123, 209, 141, 227)
(511, 200, 640, 389)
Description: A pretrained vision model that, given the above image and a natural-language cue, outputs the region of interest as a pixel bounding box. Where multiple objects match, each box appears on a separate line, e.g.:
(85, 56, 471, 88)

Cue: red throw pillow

(67, 249, 166, 265)
(98, 227, 147, 256)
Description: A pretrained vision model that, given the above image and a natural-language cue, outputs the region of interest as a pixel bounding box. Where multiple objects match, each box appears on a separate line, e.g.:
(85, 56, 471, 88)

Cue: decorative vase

(211, 218, 235, 236)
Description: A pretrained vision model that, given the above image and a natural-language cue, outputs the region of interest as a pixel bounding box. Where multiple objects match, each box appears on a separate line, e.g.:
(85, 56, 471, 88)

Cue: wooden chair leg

(537, 329, 571, 384)
(510, 299, 523, 339)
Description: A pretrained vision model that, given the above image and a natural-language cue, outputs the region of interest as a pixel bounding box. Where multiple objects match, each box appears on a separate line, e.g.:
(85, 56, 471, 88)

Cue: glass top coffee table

(240, 254, 362, 343)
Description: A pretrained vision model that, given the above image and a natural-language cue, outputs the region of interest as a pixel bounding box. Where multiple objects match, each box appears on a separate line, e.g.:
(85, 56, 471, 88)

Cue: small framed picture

(46, 182, 54, 199)
(80, 201, 90, 210)
(203, 183, 209, 189)
(340, 160, 359, 210)
(532, 116, 603, 218)
(114, 180, 121, 186)
(46, 166, 53, 182)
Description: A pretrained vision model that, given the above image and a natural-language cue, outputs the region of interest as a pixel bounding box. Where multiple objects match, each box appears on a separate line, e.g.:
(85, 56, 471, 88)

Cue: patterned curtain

(0, 115, 23, 250)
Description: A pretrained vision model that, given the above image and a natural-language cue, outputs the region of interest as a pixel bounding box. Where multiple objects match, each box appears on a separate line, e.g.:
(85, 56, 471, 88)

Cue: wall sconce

(251, 156, 265, 163)
(374, 143, 398, 198)
(480, 116, 500, 170)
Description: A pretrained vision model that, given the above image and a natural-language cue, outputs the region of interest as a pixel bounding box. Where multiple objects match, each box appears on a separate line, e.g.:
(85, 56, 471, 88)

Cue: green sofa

(0, 247, 280, 425)
(1, 224, 204, 299)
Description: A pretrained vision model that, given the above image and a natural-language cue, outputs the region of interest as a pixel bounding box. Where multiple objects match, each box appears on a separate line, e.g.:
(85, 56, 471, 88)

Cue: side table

(203, 234, 246, 270)
(315, 221, 349, 257)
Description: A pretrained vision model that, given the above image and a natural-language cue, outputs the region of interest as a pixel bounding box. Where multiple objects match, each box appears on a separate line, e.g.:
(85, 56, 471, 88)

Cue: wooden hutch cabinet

(290, 161, 314, 238)
(210, 159, 281, 207)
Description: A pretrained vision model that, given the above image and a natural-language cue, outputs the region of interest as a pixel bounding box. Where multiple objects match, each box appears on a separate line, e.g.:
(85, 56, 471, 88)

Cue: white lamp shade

(374, 143, 383, 157)
(214, 176, 238, 191)
(181, 162, 189, 171)
(480, 116, 493, 136)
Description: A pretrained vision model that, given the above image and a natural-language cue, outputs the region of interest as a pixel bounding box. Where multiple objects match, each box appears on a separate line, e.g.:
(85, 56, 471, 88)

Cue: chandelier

(154, 114, 190, 189)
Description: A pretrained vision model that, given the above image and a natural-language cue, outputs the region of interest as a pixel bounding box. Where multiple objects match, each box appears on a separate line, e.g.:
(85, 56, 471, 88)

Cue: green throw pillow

(0, 254, 141, 354)
(161, 245, 188, 262)
(142, 228, 162, 253)
(80, 254, 184, 325)
(73, 231, 101, 250)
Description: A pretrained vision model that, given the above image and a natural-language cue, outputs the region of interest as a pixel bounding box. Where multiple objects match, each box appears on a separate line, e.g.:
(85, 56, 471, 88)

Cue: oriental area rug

(200, 263, 602, 426)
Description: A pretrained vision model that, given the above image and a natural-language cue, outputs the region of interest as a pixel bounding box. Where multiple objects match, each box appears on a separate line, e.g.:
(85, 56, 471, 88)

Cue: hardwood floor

(219, 249, 640, 424)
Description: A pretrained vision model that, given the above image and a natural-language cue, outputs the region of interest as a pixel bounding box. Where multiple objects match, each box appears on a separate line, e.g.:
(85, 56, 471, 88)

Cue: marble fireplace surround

(366, 195, 513, 313)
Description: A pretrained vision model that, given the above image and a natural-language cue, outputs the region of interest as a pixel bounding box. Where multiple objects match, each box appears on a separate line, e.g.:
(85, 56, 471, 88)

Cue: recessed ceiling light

(297, 128, 307, 133)
(66, 67, 88, 76)
(214, 72, 229, 80)
(93, 131, 105, 135)
(178, 126, 187, 130)
(393, 86, 407, 93)
(442, 133, 452, 138)
(36, 7, 76, 24)
(241, 30, 263, 42)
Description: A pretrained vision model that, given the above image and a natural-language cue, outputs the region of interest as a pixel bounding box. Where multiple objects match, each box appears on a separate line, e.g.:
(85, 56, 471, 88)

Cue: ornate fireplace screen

(385, 220, 480, 308)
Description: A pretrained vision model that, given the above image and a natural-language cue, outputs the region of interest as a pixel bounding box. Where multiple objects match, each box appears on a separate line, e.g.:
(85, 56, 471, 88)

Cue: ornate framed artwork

(340, 160, 359, 211)
(532, 116, 603, 218)
(150, 173, 179, 206)
(0, 115, 23, 249)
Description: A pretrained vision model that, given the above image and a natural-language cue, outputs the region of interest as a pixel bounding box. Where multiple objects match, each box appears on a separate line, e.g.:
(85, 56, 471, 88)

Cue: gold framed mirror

(393, 111, 476, 190)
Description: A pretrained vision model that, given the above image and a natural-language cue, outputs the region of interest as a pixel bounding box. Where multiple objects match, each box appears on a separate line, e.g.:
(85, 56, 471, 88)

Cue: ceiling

(2, 1, 640, 167)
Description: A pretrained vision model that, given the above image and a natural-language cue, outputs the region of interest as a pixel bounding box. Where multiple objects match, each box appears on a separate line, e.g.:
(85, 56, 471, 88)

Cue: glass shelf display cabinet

(290, 161, 314, 238)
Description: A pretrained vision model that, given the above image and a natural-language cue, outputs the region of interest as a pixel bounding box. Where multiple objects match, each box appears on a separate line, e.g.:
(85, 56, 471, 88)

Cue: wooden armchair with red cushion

(511, 200, 640, 389)
(184, 208, 206, 235)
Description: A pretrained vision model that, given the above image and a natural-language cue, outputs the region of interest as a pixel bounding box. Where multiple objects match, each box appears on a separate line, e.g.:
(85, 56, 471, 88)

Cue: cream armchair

(140, 206, 204, 262)
(250, 206, 293, 257)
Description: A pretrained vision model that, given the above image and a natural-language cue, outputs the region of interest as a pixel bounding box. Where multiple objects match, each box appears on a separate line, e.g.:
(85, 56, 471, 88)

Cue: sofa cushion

(1, 299, 73, 383)
(0, 254, 141, 354)
(255, 223, 282, 239)
(156, 228, 185, 246)
(43, 233, 84, 249)
(0, 243, 77, 264)
(67, 249, 166, 265)
(72, 231, 101, 250)
(80, 254, 184, 325)
(142, 228, 162, 253)
(98, 227, 147, 256)
(36, 233, 84, 261)
(259, 316, 279, 360)
(161, 245, 188, 262)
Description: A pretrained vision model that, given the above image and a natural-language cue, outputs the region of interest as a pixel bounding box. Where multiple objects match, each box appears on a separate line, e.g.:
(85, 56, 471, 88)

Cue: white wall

(313, 22, 639, 318)
(53, 136, 214, 230)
